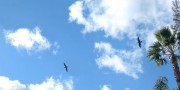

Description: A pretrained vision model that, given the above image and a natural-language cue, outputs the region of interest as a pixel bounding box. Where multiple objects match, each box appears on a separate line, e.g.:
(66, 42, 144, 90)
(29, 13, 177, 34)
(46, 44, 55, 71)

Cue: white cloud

(29, 77, 73, 90)
(0, 76, 26, 90)
(5, 27, 51, 51)
(69, 1, 86, 25)
(69, 0, 174, 80)
(95, 42, 143, 79)
(125, 88, 131, 90)
(101, 85, 111, 90)
(52, 42, 60, 55)
(0, 76, 73, 90)
(145, 30, 157, 50)
(69, 0, 173, 47)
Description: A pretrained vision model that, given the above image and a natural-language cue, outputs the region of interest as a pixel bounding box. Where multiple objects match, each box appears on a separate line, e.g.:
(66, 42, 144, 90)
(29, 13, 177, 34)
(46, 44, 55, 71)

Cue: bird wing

(64, 63, 67, 67)
(66, 67, 68, 72)
(64, 63, 68, 72)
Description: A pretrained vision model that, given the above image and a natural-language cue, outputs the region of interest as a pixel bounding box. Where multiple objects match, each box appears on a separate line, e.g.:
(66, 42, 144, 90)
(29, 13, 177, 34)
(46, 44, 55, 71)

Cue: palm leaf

(176, 32, 180, 41)
(155, 27, 172, 46)
(174, 54, 180, 62)
(147, 42, 168, 66)
(154, 76, 169, 90)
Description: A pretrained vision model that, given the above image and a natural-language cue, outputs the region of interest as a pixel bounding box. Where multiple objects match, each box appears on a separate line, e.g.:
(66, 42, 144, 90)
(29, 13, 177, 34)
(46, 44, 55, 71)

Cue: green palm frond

(155, 27, 171, 40)
(148, 42, 161, 56)
(155, 58, 167, 66)
(155, 27, 173, 46)
(147, 42, 168, 66)
(176, 32, 180, 50)
(177, 32, 180, 40)
(154, 76, 169, 90)
(174, 54, 180, 61)
(170, 35, 176, 45)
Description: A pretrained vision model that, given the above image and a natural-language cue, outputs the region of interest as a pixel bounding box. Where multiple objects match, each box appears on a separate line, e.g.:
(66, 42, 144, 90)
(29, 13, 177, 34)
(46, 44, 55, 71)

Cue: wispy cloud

(0, 76, 73, 90)
(125, 88, 131, 90)
(5, 27, 51, 52)
(69, 0, 173, 47)
(95, 42, 143, 79)
(101, 85, 111, 90)
(52, 41, 60, 55)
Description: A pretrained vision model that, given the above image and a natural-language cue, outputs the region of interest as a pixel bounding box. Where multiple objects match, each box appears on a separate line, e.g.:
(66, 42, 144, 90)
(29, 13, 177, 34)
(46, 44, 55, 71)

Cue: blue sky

(0, 0, 177, 90)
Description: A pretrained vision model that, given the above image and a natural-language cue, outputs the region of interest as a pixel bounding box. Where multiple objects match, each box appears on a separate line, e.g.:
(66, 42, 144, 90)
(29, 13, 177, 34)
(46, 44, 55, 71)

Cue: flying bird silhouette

(137, 37, 142, 48)
(64, 63, 68, 72)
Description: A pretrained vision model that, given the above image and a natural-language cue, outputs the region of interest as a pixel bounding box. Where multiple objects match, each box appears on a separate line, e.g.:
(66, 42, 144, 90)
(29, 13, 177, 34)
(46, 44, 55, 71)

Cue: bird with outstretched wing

(137, 37, 142, 48)
(64, 63, 68, 72)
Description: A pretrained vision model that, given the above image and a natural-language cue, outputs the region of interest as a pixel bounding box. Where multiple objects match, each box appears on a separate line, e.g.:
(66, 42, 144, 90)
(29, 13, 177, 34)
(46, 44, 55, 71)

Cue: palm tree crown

(154, 76, 169, 90)
(147, 27, 180, 66)
(147, 26, 180, 89)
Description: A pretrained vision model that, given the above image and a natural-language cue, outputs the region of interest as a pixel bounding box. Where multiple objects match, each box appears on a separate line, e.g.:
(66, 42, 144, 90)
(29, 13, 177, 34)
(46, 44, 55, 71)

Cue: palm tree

(172, 0, 180, 27)
(147, 27, 180, 89)
(154, 76, 169, 90)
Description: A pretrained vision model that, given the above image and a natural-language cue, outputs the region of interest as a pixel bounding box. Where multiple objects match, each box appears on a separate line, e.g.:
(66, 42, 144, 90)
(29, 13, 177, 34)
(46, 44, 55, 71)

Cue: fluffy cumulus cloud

(95, 42, 143, 79)
(69, 0, 173, 47)
(29, 77, 73, 90)
(69, 0, 174, 80)
(101, 85, 111, 90)
(5, 27, 51, 51)
(0, 76, 26, 90)
(0, 76, 73, 90)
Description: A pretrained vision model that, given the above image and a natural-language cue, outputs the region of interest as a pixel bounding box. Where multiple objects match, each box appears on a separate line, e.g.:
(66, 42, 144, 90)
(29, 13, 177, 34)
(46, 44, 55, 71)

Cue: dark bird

(137, 37, 142, 48)
(64, 63, 68, 72)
